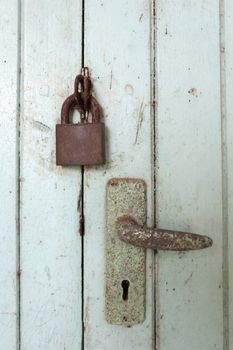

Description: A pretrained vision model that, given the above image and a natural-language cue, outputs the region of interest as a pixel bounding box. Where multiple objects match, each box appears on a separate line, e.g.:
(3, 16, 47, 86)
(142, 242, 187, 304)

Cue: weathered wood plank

(0, 1, 19, 348)
(156, 1, 223, 349)
(225, 0, 233, 347)
(20, 2, 83, 349)
(84, 1, 154, 349)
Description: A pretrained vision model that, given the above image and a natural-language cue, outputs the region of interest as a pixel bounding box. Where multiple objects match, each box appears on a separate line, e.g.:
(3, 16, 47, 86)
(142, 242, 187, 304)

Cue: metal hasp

(56, 67, 105, 166)
(117, 216, 213, 251)
(105, 178, 147, 326)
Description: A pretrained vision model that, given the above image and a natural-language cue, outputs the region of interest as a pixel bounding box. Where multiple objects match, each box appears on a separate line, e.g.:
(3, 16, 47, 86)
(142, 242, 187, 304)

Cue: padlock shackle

(60, 71, 102, 125)
(60, 93, 77, 124)
(60, 93, 102, 124)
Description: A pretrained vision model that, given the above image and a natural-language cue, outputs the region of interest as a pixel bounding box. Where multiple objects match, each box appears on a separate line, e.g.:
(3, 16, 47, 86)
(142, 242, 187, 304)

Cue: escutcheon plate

(105, 178, 147, 326)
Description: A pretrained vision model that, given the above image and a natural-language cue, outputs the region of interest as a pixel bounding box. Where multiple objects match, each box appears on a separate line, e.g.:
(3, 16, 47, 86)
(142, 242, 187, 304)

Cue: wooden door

(1, 1, 232, 349)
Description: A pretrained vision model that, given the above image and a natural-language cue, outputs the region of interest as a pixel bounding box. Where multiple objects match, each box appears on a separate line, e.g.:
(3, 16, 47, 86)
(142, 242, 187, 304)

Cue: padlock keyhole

(121, 280, 130, 301)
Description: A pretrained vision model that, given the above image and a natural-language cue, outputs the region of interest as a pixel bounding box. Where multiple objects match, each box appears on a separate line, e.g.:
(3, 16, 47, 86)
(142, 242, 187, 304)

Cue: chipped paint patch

(124, 84, 134, 95)
(188, 87, 197, 96)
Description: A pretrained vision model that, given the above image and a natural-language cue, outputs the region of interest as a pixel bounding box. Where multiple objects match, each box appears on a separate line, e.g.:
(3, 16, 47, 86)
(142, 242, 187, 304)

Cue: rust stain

(16, 269, 22, 279)
(77, 187, 84, 236)
(107, 178, 146, 186)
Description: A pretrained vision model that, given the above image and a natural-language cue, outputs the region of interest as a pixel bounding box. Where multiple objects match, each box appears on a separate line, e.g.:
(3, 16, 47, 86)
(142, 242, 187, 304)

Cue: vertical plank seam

(151, 1, 159, 349)
(151, 0, 157, 349)
(82, 0, 85, 67)
(80, 167, 85, 350)
(219, 0, 229, 348)
(16, 0, 22, 349)
(81, 1, 85, 349)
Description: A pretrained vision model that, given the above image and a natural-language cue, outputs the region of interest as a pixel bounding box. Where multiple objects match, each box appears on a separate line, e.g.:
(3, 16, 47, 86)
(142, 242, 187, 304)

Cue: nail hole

(121, 280, 130, 301)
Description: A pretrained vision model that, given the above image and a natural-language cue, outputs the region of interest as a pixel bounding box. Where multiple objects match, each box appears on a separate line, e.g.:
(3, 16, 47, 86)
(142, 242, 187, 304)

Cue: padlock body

(56, 122, 105, 165)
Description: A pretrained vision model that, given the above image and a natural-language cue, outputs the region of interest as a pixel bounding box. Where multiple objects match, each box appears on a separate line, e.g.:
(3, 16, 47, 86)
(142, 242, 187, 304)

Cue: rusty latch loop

(61, 67, 102, 124)
(117, 216, 213, 251)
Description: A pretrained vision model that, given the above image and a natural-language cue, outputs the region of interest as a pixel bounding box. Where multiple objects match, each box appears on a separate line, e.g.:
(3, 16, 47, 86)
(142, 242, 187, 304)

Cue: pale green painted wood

(156, 0, 224, 349)
(20, 2, 83, 349)
(225, 0, 233, 347)
(0, 1, 231, 349)
(84, 1, 154, 349)
(0, 1, 19, 348)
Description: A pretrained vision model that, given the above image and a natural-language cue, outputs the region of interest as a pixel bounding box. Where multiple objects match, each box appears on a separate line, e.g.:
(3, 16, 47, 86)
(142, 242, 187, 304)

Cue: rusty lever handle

(117, 216, 213, 251)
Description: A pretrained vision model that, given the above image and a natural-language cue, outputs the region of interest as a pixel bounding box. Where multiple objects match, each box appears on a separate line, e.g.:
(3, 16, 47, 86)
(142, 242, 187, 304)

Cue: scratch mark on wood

(109, 70, 113, 90)
(184, 272, 193, 286)
(45, 266, 51, 281)
(134, 100, 145, 145)
(33, 120, 51, 132)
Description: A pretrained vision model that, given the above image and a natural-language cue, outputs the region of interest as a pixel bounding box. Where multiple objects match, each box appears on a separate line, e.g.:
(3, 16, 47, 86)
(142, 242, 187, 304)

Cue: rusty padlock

(56, 68, 105, 166)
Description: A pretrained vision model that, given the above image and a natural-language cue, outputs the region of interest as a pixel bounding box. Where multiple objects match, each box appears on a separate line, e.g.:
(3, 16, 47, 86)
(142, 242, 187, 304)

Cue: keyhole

(121, 280, 130, 301)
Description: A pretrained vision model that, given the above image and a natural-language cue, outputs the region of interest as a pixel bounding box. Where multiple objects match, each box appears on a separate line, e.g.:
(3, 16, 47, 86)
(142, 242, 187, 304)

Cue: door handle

(105, 178, 213, 326)
(117, 215, 213, 251)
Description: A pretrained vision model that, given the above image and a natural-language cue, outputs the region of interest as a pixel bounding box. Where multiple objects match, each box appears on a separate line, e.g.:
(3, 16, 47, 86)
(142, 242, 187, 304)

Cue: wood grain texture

(156, 0, 223, 349)
(84, 1, 154, 349)
(0, 1, 19, 348)
(20, 2, 82, 349)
